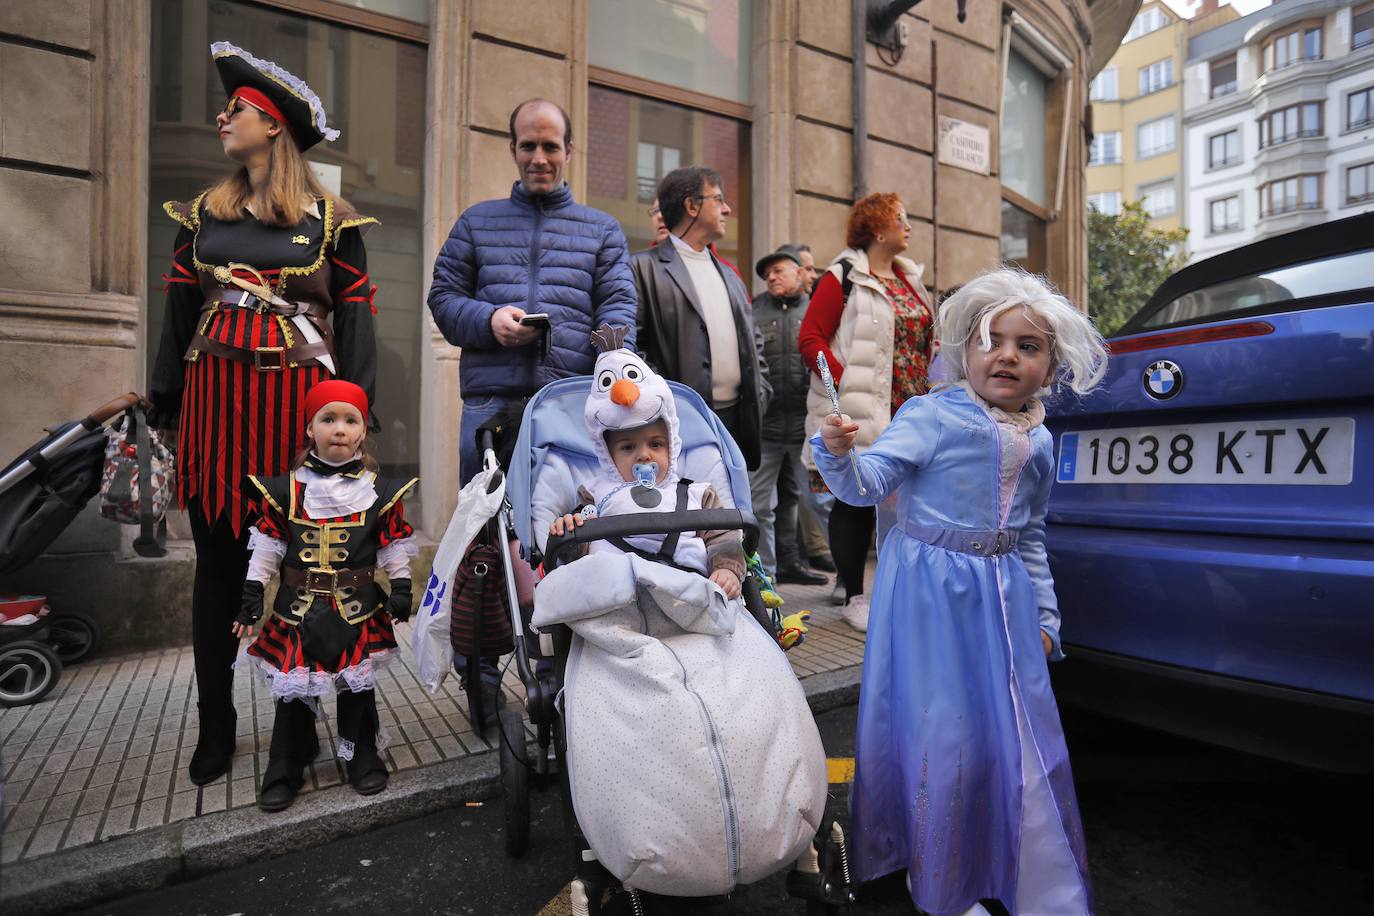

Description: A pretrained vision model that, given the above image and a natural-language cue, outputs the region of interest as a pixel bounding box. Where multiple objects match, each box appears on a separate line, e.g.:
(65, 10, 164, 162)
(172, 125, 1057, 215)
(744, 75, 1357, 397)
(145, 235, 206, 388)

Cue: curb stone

(0, 666, 862, 916)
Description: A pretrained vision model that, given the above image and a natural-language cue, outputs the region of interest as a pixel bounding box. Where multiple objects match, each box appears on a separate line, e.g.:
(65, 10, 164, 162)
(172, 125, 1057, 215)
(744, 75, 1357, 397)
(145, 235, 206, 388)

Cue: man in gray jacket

(631, 166, 770, 471)
(749, 246, 827, 584)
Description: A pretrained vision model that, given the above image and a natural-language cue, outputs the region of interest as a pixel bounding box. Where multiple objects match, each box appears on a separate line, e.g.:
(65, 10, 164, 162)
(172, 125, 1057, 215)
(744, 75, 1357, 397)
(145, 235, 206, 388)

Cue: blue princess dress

(811, 384, 1092, 916)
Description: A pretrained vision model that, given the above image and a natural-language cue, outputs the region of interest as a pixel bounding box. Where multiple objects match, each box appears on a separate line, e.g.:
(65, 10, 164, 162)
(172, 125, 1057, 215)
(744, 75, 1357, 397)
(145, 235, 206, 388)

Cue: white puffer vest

(802, 248, 930, 471)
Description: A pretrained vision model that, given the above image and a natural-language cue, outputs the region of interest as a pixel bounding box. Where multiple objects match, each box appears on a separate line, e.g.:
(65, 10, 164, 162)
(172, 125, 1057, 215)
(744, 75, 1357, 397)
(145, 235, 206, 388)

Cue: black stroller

(477, 378, 854, 914)
(0, 393, 148, 705)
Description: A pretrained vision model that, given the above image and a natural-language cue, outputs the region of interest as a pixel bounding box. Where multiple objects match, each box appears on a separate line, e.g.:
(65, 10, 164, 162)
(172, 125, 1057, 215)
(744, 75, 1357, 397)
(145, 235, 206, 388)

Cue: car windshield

(1138, 248, 1374, 329)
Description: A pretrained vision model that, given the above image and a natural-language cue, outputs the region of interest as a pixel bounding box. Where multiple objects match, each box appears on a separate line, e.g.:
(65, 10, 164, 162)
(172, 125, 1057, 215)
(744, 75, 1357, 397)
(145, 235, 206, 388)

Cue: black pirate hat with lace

(211, 41, 340, 151)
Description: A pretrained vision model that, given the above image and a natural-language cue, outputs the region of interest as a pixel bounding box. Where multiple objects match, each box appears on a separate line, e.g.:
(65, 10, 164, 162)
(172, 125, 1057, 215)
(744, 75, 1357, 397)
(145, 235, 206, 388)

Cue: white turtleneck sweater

(669, 233, 741, 406)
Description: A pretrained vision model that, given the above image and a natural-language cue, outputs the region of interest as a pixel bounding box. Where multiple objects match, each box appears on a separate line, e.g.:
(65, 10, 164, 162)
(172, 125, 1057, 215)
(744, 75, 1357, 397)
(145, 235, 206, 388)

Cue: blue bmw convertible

(1045, 211, 1374, 773)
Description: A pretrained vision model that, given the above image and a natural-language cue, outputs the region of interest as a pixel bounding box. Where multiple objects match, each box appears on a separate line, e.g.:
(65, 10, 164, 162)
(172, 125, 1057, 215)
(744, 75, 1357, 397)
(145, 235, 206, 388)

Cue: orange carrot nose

(610, 379, 640, 406)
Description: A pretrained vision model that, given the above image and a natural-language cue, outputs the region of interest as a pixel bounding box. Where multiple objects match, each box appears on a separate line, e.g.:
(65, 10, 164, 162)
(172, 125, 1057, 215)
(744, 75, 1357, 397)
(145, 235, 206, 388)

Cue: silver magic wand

(815, 351, 867, 497)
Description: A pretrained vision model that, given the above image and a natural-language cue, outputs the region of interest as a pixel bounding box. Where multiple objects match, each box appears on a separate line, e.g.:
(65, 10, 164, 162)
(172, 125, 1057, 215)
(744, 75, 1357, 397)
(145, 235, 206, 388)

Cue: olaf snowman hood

(584, 324, 682, 482)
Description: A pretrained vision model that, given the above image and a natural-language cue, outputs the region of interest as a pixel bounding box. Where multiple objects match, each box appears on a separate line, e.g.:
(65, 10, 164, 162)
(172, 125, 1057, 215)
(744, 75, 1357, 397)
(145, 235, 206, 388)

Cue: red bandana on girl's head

(304, 380, 369, 428)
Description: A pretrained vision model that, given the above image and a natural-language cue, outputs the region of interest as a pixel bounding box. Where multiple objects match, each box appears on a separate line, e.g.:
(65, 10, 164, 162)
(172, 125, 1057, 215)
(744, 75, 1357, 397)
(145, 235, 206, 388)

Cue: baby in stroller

(527, 327, 837, 908)
(547, 325, 745, 600)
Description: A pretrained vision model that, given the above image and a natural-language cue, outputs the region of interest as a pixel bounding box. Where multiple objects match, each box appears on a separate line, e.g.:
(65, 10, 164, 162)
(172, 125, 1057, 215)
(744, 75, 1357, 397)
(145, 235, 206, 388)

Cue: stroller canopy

(506, 377, 752, 556)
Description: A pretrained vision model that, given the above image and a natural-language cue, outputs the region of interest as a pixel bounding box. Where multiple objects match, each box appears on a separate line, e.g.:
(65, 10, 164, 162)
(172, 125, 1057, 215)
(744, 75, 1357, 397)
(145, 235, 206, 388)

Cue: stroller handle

(86, 393, 150, 427)
(543, 508, 759, 570)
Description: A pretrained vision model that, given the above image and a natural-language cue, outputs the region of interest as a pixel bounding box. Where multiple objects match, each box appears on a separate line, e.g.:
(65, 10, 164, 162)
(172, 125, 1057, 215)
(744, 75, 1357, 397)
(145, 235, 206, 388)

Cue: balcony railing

(1261, 201, 1323, 217)
(1210, 81, 1237, 99)
(1259, 129, 1323, 149)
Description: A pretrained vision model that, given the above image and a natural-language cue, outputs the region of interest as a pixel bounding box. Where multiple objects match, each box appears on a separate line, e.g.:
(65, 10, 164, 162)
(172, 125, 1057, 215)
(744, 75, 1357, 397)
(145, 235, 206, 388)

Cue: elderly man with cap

(748, 245, 828, 585)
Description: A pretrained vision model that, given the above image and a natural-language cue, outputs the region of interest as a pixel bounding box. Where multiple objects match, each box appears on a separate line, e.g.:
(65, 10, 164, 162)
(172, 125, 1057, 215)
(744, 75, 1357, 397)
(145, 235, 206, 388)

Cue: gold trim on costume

(245, 475, 287, 517)
(336, 216, 380, 232)
(162, 195, 202, 232)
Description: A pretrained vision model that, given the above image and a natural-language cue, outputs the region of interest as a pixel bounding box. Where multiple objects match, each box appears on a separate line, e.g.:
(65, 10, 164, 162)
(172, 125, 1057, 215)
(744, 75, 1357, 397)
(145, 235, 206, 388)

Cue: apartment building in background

(1087, 1, 1237, 232)
(1184, 0, 1374, 260)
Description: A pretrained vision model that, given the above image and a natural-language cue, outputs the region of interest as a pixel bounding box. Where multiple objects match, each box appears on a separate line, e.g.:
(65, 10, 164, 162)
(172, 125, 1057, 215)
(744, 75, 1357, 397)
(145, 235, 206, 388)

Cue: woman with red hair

(798, 193, 934, 631)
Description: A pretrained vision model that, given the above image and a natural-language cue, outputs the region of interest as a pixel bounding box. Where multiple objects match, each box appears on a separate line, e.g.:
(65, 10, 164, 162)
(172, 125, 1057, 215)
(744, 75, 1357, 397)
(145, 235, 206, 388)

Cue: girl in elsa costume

(813, 269, 1108, 916)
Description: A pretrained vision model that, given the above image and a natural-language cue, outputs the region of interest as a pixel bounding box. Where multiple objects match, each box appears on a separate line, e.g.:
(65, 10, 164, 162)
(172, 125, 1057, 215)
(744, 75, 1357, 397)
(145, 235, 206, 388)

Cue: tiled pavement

(0, 567, 867, 870)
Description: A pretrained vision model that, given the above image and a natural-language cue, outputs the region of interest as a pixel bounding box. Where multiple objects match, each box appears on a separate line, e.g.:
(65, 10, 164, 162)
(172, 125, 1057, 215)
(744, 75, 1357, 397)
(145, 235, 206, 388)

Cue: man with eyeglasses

(631, 166, 771, 471)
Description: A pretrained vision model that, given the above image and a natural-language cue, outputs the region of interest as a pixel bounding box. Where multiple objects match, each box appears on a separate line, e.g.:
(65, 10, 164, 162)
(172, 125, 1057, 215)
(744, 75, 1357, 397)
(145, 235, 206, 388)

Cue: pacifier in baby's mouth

(632, 462, 658, 488)
(630, 462, 662, 508)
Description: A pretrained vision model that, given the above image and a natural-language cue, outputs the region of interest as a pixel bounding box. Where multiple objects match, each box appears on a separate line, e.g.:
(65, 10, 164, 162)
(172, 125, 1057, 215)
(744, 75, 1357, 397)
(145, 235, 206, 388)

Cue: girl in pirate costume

(234, 380, 417, 811)
(148, 42, 380, 788)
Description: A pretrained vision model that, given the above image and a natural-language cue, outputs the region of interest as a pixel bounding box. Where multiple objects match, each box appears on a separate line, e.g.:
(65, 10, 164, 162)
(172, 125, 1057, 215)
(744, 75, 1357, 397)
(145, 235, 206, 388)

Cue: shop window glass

(1000, 200, 1046, 274)
(148, 0, 427, 479)
(589, 0, 750, 103)
(586, 85, 749, 267)
(1001, 50, 1047, 207)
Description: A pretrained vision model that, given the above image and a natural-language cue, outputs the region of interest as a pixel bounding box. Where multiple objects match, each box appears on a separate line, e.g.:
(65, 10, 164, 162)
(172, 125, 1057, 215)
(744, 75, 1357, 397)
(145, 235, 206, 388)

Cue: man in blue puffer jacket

(429, 98, 637, 489)
(428, 98, 636, 712)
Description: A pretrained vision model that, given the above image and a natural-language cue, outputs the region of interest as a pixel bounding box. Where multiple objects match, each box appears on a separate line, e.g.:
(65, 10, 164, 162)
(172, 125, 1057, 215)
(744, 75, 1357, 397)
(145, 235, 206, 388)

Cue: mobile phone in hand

(519, 313, 550, 328)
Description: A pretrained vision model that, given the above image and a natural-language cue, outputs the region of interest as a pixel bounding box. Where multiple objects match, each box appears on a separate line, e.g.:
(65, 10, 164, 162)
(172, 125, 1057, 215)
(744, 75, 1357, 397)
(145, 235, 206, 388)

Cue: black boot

(337, 689, 388, 796)
(257, 699, 318, 812)
(189, 702, 237, 785)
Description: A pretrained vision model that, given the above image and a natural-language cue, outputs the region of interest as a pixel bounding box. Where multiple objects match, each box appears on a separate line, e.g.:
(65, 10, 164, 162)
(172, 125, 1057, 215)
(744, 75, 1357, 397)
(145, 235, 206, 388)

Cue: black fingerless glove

(384, 579, 413, 623)
(236, 580, 265, 628)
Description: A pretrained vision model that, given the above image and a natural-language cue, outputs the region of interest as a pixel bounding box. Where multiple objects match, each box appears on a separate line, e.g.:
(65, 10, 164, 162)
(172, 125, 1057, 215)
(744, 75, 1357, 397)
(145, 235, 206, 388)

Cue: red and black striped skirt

(177, 307, 329, 536)
(241, 611, 397, 700)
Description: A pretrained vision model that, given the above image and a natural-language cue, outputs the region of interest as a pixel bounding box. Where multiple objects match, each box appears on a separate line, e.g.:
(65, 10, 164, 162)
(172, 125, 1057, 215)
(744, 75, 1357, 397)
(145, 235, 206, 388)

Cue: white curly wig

(936, 268, 1108, 396)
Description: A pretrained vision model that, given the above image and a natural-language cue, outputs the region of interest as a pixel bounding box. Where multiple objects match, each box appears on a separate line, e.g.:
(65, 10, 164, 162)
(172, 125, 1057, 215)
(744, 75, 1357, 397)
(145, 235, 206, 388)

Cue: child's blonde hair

(936, 268, 1108, 396)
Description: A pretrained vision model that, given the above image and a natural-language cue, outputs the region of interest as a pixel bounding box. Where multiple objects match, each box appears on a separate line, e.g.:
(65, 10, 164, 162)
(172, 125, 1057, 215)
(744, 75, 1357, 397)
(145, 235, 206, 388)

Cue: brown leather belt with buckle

(205, 288, 330, 319)
(282, 565, 376, 595)
(184, 331, 333, 371)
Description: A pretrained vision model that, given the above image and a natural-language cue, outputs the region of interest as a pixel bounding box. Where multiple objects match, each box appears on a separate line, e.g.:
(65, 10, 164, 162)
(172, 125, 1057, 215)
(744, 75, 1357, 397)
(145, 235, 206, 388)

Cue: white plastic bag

(412, 467, 506, 693)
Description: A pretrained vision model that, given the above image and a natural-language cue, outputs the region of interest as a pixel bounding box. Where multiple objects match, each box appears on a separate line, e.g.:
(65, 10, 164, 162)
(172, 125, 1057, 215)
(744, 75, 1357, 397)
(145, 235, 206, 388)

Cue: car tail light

(1108, 321, 1275, 355)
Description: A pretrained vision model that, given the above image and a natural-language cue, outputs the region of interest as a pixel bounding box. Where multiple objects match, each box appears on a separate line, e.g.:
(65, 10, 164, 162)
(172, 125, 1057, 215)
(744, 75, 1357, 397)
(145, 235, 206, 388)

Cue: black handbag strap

(129, 406, 167, 558)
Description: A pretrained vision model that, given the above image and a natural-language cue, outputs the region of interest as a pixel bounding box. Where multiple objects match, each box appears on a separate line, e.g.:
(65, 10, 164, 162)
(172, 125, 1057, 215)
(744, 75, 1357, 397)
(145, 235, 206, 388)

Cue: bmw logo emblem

(1143, 359, 1183, 400)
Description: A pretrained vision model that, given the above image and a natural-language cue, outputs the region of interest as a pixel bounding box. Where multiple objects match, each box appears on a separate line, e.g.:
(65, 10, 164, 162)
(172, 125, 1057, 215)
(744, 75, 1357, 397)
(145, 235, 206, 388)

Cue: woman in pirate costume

(234, 380, 416, 810)
(148, 42, 379, 787)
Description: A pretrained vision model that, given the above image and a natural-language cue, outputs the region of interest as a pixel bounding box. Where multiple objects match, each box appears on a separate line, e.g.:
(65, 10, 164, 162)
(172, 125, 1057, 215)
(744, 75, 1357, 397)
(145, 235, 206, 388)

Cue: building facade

(0, 0, 1137, 650)
(1184, 0, 1374, 261)
(1086, 0, 1237, 232)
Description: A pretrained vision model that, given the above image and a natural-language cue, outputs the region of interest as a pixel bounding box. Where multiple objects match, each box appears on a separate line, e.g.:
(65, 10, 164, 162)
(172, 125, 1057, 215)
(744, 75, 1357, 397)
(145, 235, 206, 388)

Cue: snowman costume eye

(597, 369, 616, 391)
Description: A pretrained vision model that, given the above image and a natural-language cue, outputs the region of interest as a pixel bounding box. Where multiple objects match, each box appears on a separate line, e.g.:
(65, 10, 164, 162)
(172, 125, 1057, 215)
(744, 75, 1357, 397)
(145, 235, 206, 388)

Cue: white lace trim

(210, 41, 340, 141)
(235, 648, 396, 701)
(298, 463, 378, 518)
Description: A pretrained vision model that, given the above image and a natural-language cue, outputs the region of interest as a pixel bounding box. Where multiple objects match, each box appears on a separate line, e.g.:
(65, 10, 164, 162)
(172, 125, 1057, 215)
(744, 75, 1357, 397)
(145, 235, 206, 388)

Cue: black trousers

(189, 506, 251, 709)
(829, 499, 875, 598)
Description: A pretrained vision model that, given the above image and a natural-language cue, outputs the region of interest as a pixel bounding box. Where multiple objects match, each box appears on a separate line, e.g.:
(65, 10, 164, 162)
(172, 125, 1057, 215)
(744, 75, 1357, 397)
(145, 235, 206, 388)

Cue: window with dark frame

(1348, 162, 1374, 205)
(1208, 129, 1241, 168)
(1258, 101, 1323, 147)
(1263, 23, 1323, 72)
(1356, 3, 1374, 50)
(1259, 174, 1322, 217)
(1209, 196, 1241, 233)
(1210, 56, 1237, 98)
(1349, 86, 1374, 130)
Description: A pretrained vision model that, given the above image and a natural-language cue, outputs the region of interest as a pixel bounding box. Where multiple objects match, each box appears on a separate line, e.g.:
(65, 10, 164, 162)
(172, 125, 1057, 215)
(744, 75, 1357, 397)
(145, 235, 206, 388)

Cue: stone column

(0, 1, 148, 470)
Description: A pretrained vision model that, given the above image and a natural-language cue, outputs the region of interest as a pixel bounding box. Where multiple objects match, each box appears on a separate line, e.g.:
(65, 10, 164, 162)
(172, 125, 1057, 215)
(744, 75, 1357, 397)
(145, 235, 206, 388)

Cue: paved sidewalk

(0, 569, 866, 877)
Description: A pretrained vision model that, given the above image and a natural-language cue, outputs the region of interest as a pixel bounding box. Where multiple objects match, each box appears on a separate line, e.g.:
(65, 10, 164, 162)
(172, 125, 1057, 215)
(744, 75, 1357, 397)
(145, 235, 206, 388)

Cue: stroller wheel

(498, 708, 530, 857)
(0, 640, 63, 708)
(46, 613, 101, 665)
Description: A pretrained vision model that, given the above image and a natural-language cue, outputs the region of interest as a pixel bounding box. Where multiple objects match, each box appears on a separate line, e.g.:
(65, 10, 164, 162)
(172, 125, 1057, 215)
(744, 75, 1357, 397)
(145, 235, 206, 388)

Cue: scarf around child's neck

(955, 379, 1046, 433)
(302, 450, 365, 477)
